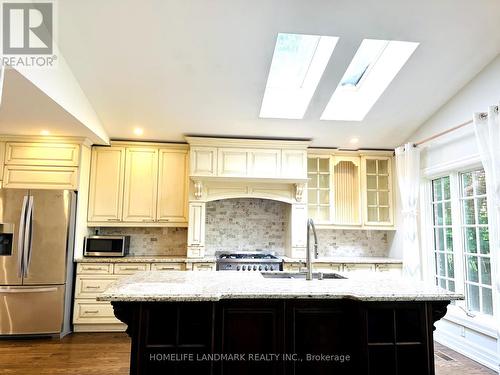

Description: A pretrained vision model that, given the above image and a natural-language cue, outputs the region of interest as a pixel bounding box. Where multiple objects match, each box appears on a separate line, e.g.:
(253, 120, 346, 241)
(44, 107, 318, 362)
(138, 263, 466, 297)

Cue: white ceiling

(11, 0, 500, 148)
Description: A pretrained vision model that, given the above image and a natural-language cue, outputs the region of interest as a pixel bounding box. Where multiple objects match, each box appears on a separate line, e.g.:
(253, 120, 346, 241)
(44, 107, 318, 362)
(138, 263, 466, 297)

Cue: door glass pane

(446, 253, 454, 278)
(480, 258, 491, 285)
(319, 190, 329, 204)
(445, 228, 453, 251)
(479, 227, 489, 254)
(367, 175, 377, 189)
(378, 192, 388, 206)
(318, 206, 330, 221)
(443, 176, 451, 200)
(308, 174, 318, 188)
(462, 173, 473, 197)
(466, 256, 479, 283)
(318, 158, 329, 172)
(378, 176, 388, 190)
(307, 158, 317, 171)
(432, 179, 442, 201)
(474, 170, 487, 195)
(477, 197, 488, 224)
(444, 202, 452, 225)
(434, 228, 444, 251)
(434, 203, 443, 225)
(437, 253, 446, 276)
(467, 284, 480, 312)
(366, 159, 376, 174)
(379, 207, 389, 222)
(307, 190, 317, 204)
(482, 288, 493, 315)
(377, 160, 388, 174)
(367, 207, 378, 222)
(463, 199, 475, 224)
(448, 280, 455, 292)
(439, 278, 446, 289)
(367, 191, 377, 205)
(464, 227, 477, 253)
(318, 174, 329, 188)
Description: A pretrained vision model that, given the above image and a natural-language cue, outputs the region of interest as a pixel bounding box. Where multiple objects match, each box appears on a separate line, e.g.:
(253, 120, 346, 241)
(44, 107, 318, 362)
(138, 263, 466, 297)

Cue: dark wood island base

(113, 299, 450, 375)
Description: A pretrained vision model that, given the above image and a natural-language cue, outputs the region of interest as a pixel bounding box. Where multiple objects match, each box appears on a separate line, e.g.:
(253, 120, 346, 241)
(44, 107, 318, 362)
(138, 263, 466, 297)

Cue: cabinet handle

(84, 286, 101, 289)
(107, 219, 120, 222)
(142, 219, 154, 222)
(84, 267, 106, 271)
(157, 219, 170, 222)
(84, 310, 99, 314)
(157, 267, 175, 270)
(123, 267, 140, 270)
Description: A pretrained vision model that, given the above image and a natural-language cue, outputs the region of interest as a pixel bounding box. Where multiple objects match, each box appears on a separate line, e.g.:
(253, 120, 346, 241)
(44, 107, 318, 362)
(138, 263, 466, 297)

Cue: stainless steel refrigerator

(0, 189, 76, 336)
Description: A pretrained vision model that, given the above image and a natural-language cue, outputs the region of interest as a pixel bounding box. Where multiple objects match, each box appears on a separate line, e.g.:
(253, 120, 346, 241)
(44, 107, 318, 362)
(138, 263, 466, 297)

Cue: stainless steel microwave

(84, 235, 130, 257)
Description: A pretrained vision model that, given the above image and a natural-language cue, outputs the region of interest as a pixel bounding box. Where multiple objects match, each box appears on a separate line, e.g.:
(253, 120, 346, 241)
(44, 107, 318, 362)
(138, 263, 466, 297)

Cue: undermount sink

(261, 272, 346, 280)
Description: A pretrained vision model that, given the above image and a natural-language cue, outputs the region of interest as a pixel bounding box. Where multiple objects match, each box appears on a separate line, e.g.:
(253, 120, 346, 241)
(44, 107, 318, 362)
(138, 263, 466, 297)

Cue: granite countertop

(75, 256, 216, 263)
(281, 256, 403, 264)
(98, 271, 463, 303)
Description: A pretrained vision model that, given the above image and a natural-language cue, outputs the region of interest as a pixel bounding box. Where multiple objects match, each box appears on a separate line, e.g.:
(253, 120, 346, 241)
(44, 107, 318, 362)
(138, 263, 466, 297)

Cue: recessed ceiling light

(133, 128, 144, 136)
(349, 137, 359, 144)
(321, 39, 419, 121)
(260, 33, 339, 119)
(40, 130, 50, 136)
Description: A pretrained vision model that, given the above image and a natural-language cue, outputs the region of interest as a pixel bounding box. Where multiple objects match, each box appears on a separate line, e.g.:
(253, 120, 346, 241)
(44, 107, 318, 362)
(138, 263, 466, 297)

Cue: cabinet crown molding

(185, 136, 310, 149)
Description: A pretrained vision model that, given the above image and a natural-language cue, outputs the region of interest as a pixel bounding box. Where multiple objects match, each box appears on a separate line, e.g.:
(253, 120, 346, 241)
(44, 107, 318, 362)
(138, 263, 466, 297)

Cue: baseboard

(434, 328, 499, 372)
(73, 324, 127, 333)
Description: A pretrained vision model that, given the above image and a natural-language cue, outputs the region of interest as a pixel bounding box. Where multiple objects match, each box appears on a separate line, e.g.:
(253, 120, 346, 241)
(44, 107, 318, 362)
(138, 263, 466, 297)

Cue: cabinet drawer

(314, 263, 342, 272)
(375, 264, 402, 276)
(283, 263, 303, 272)
(77, 263, 113, 275)
(113, 263, 150, 274)
(5, 142, 80, 166)
(3, 165, 78, 190)
(73, 300, 121, 324)
(192, 263, 215, 271)
(75, 275, 120, 298)
(342, 263, 375, 273)
(151, 263, 185, 271)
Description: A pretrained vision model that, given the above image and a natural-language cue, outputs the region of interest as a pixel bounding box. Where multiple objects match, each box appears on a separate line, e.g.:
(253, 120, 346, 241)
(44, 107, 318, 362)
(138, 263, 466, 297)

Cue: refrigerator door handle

(17, 195, 28, 278)
(23, 195, 34, 278)
(0, 287, 58, 293)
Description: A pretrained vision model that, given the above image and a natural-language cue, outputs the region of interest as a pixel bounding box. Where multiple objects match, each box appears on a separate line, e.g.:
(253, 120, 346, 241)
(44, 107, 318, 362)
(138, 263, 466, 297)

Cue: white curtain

(395, 143, 421, 280)
(473, 104, 500, 295)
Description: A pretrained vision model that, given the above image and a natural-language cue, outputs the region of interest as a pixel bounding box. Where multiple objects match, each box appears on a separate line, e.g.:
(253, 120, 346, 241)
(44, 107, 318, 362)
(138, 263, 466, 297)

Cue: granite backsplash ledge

(96, 227, 187, 256)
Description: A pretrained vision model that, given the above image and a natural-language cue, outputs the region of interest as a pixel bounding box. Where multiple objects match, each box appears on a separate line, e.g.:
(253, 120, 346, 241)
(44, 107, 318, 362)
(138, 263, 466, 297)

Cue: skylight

(321, 39, 419, 121)
(260, 33, 338, 119)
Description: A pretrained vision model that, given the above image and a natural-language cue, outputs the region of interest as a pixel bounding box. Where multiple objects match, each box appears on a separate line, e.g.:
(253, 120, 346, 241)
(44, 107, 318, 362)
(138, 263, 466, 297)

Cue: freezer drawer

(0, 285, 65, 335)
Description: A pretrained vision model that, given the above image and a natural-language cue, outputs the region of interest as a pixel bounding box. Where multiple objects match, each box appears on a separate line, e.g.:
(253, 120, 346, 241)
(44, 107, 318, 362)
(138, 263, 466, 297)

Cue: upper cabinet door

(122, 147, 158, 223)
(361, 156, 394, 226)
(248, 149, 281, 177)
(5, 142, 80, 166)
(157, 149, 188, 223)
(217, 148, 248, 177)
(87, 147, 125, 223)
(282, 150, 307, 178)
(333, 156, 361, 226)
(190, 147, 217, 176)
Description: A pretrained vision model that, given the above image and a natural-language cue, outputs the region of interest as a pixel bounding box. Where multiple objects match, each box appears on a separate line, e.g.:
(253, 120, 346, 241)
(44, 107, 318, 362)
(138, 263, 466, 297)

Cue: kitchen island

(99, 271, 461, 375)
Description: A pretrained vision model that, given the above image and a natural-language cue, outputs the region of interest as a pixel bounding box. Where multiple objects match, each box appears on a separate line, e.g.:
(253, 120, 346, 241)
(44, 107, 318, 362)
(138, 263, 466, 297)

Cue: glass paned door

(307, 157, 332, 223)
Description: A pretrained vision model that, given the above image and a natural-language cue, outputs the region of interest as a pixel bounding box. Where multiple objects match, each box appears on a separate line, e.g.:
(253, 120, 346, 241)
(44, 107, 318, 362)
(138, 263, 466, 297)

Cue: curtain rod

(414, 105, 498, 147)
(413, 119, 473, 147)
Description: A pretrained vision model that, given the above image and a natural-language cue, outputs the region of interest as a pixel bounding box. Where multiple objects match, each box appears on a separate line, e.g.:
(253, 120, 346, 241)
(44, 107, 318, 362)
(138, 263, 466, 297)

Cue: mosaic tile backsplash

(96, 227, 188, 256)
(204, 198, 389, 257)
(205, 198, 287, 255)
(316, 229, 389, 257)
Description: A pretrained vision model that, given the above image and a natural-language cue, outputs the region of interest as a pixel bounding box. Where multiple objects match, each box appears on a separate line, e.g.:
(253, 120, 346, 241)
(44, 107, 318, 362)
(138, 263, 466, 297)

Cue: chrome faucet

(306, 218, 319, 280)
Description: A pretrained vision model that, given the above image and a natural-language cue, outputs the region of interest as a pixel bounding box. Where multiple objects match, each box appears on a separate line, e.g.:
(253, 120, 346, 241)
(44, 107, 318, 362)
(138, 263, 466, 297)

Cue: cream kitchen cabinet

(361, 156, 394, 227)
(122, 147, 159, 222)
(190, 146, 217, 176)
(87, 146, 125, 223)
(157, 149, 188, 223)
(87, 142, 188, 226)
(4, 142, 80, 166)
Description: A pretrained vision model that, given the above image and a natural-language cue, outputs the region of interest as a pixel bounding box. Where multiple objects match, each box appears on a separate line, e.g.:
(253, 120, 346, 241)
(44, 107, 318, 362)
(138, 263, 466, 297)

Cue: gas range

(216, 252, 283, 271)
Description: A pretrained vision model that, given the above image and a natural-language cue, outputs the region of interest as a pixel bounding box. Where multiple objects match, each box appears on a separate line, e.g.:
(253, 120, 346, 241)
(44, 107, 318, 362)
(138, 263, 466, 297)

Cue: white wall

(407, 53, 500, 372)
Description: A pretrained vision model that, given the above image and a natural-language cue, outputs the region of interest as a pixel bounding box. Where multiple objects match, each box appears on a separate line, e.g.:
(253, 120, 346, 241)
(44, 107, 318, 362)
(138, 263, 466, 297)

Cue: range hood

(185, 137, 310, 259)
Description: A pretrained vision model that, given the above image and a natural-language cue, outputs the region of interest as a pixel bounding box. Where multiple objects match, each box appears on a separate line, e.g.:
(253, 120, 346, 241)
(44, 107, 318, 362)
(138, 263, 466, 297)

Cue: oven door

(84, 237, 125, 257)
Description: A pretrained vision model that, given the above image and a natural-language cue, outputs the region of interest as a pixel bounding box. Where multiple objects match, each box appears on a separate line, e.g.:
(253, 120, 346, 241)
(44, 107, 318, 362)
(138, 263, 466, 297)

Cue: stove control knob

(236, 266, 240, 271)
(253, 265, 257, 271)
(242, 265, 246, 271)
(258, 266, 262, 271)
(270, 266, 274, 271)
(264, 266, 268, 271)
(248, 266, 252, 271)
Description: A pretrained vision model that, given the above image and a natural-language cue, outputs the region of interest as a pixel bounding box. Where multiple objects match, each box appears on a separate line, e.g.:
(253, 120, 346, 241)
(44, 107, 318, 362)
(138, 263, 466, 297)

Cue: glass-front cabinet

(306, 151, 394, 228)
(361, 156, 393, 226)
(307, 156, 332, 223)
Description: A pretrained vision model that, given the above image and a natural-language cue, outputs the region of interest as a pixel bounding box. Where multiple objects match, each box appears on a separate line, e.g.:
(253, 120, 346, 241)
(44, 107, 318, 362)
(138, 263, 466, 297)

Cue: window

(432, 176, 455, 292)
(321, 39, 419, 121)
(430, 169, 494, 316)
(260, 33, 338, 119)
(460, 170, 493, 315)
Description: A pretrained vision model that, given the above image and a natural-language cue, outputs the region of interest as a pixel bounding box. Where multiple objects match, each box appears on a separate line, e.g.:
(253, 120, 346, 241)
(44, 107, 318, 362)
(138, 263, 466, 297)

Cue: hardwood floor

(0, 333, 495, 374)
